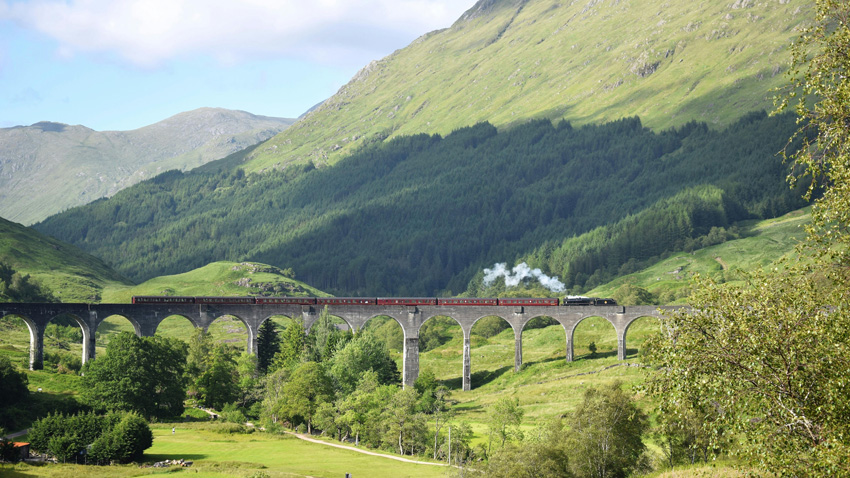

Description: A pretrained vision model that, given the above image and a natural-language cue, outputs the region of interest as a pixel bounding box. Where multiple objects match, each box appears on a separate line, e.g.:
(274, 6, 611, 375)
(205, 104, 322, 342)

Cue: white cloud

(0, 0, 473, 67)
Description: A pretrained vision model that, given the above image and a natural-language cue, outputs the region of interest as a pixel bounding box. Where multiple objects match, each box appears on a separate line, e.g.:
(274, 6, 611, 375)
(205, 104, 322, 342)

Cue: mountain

(33, 113, 808, 296)
(0, 108, 295, 225)
(30, 0, 814, 297)
(0, 216, 132, 302)
(239, 0, 811, 172)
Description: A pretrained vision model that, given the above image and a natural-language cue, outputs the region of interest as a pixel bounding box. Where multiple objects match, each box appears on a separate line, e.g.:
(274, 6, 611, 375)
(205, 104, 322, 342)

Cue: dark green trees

(29, 411, 152, 464)
(81, 332, 187, 420)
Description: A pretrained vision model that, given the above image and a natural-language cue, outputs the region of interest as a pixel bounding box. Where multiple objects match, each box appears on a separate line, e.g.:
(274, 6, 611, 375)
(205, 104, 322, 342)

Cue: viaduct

(0, 302, 679, 391)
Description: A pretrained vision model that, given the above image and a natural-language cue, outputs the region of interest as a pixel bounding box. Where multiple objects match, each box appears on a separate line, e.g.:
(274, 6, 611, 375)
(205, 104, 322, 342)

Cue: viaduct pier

(1, 302, 678, 391)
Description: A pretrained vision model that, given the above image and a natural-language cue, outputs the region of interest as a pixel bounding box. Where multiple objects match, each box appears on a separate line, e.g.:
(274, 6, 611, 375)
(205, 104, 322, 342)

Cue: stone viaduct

(0, 302, 680, 391)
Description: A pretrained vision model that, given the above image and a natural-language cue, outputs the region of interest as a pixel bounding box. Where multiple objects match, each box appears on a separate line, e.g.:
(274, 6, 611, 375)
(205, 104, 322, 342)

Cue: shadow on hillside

(441, 365, 514, 390)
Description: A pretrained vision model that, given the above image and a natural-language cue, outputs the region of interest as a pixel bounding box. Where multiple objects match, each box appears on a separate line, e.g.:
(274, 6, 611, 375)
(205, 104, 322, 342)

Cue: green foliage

(565, 382, 649, 478)
(0, 261, 55, 303)
(272, 318, 305, 371)
(778, 0, 850, 279)
(256, 319, 280, 375)
(35, 113, 807, 297)
(612, 283, 656, 306)
(29, 411, 151, 464)
(0, 216, 130, 303)
(0, 355, 28, 410)
(381, 387, 428, 456)
(475, 421, 572, 478)
(328, 332, 400, 395)
(195, 345, 240, 409)
(81, 332, 187, 420)
(88, 412, 153, 464)
(278, 361, 333, 434)
(644, 268, 850, 476)
(486, 396, 524, 454)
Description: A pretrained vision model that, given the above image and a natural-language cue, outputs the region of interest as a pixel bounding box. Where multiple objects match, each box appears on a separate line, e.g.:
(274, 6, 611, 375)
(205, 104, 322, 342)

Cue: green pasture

(0, 423, 450, 477)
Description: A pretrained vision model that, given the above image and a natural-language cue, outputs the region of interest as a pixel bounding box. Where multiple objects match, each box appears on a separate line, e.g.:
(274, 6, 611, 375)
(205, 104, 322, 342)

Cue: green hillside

(34, 112, 808, 296)
(242, 0, 812, 172)
(0, 216, 131, 302)
(100, 261, 330, 303)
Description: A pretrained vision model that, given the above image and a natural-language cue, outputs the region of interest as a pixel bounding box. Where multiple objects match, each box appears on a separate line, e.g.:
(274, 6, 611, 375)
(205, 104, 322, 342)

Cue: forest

(34, 111, 808, 296)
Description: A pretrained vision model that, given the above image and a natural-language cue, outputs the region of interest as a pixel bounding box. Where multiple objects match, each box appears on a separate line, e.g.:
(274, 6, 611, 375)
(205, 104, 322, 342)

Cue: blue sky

(0, 0, 475, 131)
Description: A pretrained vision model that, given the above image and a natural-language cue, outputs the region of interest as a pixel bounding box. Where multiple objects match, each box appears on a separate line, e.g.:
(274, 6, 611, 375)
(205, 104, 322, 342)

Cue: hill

(0, 216, 131, 302)
(0, 108, 295, 225)
(100, 261, 330, 304)
(34, 112, 809, 296)
(240, 0, 812, 172)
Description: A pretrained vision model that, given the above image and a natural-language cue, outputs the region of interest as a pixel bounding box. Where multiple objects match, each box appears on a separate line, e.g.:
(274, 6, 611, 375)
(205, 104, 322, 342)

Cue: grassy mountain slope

(586, 208, 810, 300)
(0, 216, 131, 302)
(0, 108, 294, 225)
(241, 0, 811, 172)
(33, 112, 807, 296)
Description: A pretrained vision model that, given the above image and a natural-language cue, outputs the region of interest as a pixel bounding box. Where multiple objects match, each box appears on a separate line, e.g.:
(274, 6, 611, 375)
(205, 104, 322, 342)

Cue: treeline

(34, 111, 807, 296)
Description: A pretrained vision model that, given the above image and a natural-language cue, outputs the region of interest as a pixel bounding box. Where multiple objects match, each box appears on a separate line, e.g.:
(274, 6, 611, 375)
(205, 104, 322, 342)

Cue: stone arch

(95, 314, 142, 341)
(1, 312, 39, 370)
(568, 314, 618, 361)
(360, 314, 405, 346)
(516, 314, 563, 369)
(622, 315, 661, 359)
(153, 314, 202, 341)
(44, 312, 92, 369)
(469, 314, 518, 376)
(304, 311, 354, 335)
(415, 314, 465, 390)
(207, 313, 252, 353)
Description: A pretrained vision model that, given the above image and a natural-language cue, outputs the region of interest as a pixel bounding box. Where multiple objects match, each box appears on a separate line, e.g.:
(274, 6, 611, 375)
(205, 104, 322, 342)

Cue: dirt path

(287, 432, 449, 467)
(195, 407, 448, 468)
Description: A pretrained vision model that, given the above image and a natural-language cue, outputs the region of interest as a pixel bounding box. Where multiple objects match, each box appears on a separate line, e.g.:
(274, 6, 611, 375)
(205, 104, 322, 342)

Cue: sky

(0, 0, 476, 131)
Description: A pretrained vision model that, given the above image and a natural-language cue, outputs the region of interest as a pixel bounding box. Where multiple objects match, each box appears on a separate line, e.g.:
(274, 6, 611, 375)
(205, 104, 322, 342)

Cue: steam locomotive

(131, 296, 617, 306)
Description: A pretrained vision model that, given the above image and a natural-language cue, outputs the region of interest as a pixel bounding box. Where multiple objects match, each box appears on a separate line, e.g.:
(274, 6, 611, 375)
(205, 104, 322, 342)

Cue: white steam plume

(482, 262, 566, 293)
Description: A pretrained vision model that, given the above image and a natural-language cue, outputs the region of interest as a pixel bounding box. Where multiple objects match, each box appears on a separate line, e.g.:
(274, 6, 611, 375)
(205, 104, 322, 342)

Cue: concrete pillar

(84, 312, 96, 364)
(402, 337, 419, 389)
(462, 332, 471, 391)
(84, 329, 95, 364)
(514, 329, 522, 372)
(30, 324, 44, 371)
(618, 331, 627, 360)
(566, 328, 574, 363)
(248, 326, 258, 356)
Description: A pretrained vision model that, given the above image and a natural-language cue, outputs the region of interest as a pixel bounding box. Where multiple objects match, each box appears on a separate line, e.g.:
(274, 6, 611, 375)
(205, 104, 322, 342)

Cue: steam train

(131, 296, 617, 306)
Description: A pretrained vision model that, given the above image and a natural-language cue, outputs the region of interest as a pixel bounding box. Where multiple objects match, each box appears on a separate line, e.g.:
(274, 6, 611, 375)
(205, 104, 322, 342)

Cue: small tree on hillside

(566, 382, 649, 478)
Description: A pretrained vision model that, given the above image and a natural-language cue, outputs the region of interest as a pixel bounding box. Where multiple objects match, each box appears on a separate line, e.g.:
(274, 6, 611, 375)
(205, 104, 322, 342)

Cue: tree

(196, 345, 240, 409)
(328, 333, 400, 395)
(81, 332, 187, 420)
(280, 361, 333, 434)
(645, 269, 850, 475)
(272, 317, 305, 371)
(486, 396, 524, 454)
(565, 382, 648, 478)
(778, 0, 850, 276)
(381, 387, 427, 456)
(256, 318, 281, 374)
(476, 421, 572, 478)
(0, 355, 28, 407)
